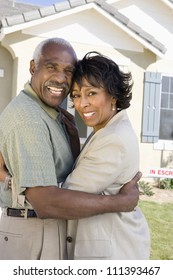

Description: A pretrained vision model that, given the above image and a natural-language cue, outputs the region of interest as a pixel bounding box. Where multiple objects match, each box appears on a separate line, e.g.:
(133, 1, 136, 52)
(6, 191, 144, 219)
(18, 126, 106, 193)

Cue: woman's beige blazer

(64, 110, 150, 260)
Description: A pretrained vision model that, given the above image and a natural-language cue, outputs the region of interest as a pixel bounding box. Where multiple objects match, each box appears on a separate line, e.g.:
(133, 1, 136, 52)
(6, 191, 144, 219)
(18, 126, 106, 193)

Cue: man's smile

(47, 86, 65, 96)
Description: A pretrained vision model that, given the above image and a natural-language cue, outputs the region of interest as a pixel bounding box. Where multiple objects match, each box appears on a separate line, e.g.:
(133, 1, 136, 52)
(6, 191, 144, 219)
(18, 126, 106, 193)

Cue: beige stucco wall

(0, 32, 168, 182)
(1, 33, 44, 95)
(113, 48, 162, 178)
(1, 2, 173, 182)
(0, 45, 13, 112)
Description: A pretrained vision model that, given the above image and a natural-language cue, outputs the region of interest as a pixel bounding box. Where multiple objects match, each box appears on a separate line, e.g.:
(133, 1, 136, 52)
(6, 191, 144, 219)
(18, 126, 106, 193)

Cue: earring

(112, 103, 116, 111)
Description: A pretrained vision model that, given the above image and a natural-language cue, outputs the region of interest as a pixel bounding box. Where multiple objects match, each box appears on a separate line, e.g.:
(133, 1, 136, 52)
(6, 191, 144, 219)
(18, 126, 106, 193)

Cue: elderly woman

(63, 51, 150, 260)
(0, 49, 149, 260)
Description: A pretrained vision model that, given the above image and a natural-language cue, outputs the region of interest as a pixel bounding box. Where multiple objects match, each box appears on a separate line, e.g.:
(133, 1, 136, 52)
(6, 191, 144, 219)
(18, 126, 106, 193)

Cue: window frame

(142, 71, 173, 150)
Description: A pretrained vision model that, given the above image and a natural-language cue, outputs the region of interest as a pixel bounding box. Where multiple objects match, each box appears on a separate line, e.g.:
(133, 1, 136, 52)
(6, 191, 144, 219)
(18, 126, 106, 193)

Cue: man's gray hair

(33, 37, 77, 68)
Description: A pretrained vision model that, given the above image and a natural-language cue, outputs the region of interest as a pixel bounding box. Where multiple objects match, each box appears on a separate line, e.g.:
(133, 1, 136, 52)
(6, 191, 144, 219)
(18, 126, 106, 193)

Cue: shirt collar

(23, 82, 59, 120)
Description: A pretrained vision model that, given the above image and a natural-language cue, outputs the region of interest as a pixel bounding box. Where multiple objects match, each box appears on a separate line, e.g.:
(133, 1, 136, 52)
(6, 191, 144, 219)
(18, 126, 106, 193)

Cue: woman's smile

(72, 78, 116, 132)
(83, 111, 95, 118)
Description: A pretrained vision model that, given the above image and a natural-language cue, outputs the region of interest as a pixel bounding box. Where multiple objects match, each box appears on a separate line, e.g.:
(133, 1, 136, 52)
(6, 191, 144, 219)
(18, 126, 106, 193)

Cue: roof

(0, 0, 40, 20)
(0, 0, 171, 56)
(161, 0, 173, 7)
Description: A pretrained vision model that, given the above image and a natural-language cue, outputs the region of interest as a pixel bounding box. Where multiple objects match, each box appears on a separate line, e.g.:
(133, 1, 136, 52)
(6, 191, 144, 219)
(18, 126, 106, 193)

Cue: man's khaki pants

(0, 211, 67, 260)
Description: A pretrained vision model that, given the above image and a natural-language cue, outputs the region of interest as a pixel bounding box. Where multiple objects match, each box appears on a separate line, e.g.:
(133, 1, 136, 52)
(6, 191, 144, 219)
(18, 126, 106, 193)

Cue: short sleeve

(2, 121, 57, 191)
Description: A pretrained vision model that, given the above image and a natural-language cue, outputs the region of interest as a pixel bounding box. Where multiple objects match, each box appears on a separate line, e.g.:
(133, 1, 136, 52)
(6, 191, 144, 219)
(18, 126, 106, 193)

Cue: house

(1, 0, 173, 180)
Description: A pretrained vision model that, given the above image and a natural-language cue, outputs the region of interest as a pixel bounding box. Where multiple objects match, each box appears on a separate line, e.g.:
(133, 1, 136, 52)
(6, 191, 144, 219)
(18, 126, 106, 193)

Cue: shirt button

(66, 236, 73, 243)
(4, 236, 8, 241)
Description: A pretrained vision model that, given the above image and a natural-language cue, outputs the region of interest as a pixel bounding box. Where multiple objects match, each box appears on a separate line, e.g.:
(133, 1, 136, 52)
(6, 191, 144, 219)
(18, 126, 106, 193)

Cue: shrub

(159, 178, 173, 190)
(139, 180, 154, 196)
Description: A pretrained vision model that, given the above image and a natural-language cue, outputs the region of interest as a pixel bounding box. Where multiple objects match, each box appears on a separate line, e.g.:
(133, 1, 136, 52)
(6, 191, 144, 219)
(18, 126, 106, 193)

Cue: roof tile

(23, 10, 41, 22)
(139, 30, 154, 43)
(39, 6, 56, 17)
(0, 18, 8, 28)
(152, 39, 167, 54)
(127, 21, 142, 34)
(113, 10, 129, 25)
(54, 0, 71, 12)
(69, 0, 87, 7)
(6, 14, 24, 26)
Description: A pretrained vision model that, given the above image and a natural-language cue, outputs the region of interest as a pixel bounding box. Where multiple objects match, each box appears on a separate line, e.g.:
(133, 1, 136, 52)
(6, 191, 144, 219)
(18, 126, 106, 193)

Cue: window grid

(159, 75, 173, 141)
(161, 76, 173, 110)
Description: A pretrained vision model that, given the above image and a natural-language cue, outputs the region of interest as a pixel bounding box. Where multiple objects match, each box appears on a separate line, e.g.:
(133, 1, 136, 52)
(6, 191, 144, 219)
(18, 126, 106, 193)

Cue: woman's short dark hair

(70, 51, 133, 110)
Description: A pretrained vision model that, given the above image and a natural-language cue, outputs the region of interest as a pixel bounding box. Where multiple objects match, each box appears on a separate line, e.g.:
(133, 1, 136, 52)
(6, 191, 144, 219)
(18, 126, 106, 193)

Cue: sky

(16, 0, 58, 6)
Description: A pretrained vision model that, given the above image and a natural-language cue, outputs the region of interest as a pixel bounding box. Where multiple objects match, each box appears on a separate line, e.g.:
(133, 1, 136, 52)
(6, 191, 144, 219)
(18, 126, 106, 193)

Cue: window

(142, 72, 173, 145)
(159, 76, 173, 140)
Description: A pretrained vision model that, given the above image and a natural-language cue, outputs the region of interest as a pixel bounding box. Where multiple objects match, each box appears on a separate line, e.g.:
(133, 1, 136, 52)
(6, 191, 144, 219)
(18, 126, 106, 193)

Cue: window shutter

(142, 72, 162, 143)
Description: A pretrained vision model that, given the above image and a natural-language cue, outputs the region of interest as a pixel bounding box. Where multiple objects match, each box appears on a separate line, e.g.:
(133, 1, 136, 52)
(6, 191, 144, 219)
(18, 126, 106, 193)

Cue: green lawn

(139, 200, 173, 260)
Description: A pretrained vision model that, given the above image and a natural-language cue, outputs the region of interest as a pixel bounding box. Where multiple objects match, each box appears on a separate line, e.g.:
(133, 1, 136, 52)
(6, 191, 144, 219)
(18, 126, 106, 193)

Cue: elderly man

(0, 38, 140, 260)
